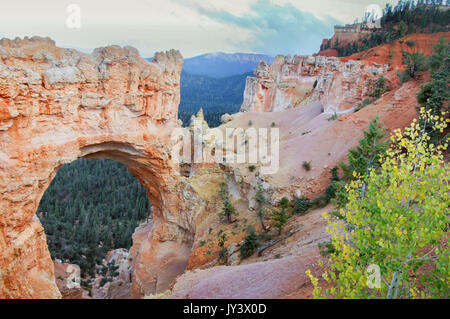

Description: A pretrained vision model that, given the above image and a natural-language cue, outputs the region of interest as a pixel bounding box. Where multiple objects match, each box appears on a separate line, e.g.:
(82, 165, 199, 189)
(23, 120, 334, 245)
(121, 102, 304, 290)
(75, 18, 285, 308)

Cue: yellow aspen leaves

(307, 111, 449, 299)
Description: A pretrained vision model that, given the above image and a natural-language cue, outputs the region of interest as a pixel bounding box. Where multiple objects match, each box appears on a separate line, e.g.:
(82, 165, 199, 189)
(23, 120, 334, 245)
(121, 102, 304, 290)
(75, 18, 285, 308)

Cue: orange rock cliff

(0, 36, 203, 298)
(240, 55, 387, 114)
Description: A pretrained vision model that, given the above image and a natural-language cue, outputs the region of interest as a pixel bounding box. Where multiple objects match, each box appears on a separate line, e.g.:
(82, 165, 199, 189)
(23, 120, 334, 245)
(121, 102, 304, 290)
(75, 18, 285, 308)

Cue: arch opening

(36, 157, 152, 298)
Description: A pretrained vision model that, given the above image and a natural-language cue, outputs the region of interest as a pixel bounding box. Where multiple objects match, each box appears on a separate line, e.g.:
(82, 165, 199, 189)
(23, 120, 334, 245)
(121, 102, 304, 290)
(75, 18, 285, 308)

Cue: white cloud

(0, 0, 397, 58)
(0, 0, 252, 57)
(273, 0, 399, 24)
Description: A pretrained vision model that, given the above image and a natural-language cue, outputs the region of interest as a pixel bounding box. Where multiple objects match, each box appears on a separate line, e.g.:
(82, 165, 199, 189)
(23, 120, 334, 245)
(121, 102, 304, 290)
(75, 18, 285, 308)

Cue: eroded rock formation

(53, 260, 84, 299)
(240, 54, 387, 114)
(0, 36, 200, 298)
(91, 248, 133, 299)
(169, 79, 423, 299)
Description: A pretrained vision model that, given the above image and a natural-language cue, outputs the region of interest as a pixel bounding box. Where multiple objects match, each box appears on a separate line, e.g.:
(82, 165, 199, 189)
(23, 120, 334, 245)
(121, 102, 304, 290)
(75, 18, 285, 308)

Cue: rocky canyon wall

(240, 54, 387, 114)
(0, 36, 199, 298)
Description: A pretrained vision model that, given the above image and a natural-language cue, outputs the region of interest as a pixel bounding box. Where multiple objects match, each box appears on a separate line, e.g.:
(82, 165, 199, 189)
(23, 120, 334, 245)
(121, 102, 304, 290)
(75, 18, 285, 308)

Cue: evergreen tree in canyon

(218, 182, 237, 223)
(37, 158, 150, 277)
(417, 36, 450, 143)
(334, 118, 389, 208)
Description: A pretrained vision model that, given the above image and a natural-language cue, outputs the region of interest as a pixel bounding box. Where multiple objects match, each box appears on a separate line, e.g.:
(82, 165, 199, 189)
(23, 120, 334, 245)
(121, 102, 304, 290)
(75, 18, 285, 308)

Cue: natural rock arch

(0, 37, 198, 298)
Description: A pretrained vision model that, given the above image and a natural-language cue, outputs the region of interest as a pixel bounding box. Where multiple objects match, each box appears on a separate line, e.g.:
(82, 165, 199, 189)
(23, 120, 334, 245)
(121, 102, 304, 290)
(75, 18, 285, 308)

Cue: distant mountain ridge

(146, 52, 273, 126)
(181, 52, 274, 78)
(147, 52, 273, 78)
(178, 70, 251, 127)
(177, 53, 273, 127)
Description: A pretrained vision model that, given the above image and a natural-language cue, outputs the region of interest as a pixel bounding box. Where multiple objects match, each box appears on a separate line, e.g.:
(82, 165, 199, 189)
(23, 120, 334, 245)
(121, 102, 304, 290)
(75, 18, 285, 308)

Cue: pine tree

(336, 117, 389, 206)
(398, 20, 407, 37)
(339, 117, 388, 181)
(427, 36, 448, 73)
(417, 37, 450, 143)
(369, 75, 389, 99)
(217, 230, 228, 262)
(254, 183, 268, 231)
(218, 182, 237, 223)
(291, 197, 312, 215)
(270, 198, 290, 235)
(404, 52, 428, 79)
(240, 227, 259, 259)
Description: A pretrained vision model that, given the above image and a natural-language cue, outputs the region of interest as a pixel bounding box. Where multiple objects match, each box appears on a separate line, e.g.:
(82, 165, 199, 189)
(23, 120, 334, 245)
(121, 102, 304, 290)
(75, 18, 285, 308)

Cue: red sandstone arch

(0, 37, 196, 298)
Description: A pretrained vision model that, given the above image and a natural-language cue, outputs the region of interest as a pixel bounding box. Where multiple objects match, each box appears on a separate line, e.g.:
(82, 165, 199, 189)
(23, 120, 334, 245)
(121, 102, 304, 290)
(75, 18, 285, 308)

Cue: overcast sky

(0, 0, 398, 58)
